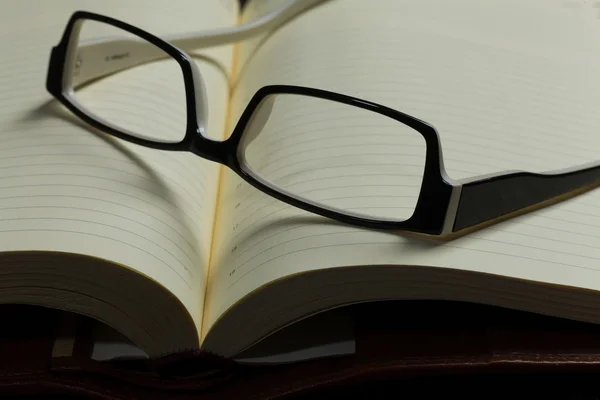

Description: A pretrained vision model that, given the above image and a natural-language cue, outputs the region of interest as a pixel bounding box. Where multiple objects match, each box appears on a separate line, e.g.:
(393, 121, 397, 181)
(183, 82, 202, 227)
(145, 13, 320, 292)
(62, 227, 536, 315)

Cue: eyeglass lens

(68, 20, 187, 144)
(239, 94, 427, 222)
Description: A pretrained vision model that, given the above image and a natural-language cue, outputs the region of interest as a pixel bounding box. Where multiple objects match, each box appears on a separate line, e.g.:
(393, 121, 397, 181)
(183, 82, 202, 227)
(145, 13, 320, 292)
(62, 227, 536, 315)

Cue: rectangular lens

(239, 94, 427, 222)
(67, 19, 187, 143)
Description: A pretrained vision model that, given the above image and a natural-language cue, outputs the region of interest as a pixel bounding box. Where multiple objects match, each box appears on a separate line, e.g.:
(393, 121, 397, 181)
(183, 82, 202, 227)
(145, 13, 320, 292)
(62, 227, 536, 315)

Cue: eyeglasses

(46, 10, 600, 240)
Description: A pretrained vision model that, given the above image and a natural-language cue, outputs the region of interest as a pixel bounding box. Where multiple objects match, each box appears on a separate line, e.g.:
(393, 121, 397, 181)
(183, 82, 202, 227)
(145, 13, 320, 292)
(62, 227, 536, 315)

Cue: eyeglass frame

(46, 11, 600, 239)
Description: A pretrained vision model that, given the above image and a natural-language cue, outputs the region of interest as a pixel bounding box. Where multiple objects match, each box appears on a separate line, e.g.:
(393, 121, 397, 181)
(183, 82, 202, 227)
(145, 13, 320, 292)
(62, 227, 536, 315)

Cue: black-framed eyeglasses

(46, 11, 600, 240)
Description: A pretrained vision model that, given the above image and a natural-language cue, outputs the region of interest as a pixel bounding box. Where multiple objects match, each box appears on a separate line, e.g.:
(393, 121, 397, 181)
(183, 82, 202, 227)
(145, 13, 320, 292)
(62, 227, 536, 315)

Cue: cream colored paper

(204, 0, 600, 331)
(0, 0, 238, 336)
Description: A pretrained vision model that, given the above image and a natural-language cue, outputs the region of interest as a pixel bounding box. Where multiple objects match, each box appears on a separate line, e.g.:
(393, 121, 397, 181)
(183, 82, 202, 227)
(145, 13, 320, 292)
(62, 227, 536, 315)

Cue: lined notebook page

(203, 0, 600, 330)
(0, 0, 237, 333)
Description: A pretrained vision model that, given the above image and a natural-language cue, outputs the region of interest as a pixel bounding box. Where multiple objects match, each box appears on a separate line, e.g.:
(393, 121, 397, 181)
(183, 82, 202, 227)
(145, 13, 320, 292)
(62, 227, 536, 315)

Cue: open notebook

(1, 0, 600, 359)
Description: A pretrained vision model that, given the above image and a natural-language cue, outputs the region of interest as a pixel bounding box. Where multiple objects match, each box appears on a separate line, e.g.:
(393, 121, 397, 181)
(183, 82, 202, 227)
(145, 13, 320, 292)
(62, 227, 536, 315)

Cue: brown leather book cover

(2, 302, 600, 399)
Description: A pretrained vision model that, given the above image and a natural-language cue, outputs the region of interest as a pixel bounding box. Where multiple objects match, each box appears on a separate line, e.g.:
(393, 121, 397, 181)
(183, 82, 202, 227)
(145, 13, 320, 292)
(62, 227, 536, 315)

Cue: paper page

(203, 0, 600, 331)
(234, 306, 355, 364)
(0, 0, 238, 335)
(232, 0, 293, 79)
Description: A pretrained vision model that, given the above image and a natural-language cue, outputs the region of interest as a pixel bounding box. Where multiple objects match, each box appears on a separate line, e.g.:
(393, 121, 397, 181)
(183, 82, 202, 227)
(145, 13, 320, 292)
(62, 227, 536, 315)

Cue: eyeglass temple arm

(71, 0, 328, 88)
(450, 162, 600, 234)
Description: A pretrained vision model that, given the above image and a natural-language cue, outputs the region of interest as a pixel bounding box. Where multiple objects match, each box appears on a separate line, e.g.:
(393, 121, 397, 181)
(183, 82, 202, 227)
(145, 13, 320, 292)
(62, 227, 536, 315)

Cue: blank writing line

(484, 226, 600, 250)
(0, 205, 198, 260)
(0, 217, 194, 275)
(228, 239, 600, 289)
(0, 170, 206, 214)
(0, 228, 192, 289)
(0, 193, 197, 249)
(235, 230, 357, 271)
(0, 182, 200, 226)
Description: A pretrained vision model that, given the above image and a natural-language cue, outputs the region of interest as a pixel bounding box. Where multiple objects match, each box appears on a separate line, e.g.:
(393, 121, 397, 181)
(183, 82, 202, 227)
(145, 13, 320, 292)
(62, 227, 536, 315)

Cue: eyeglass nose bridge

(189, 134, 230, 165)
